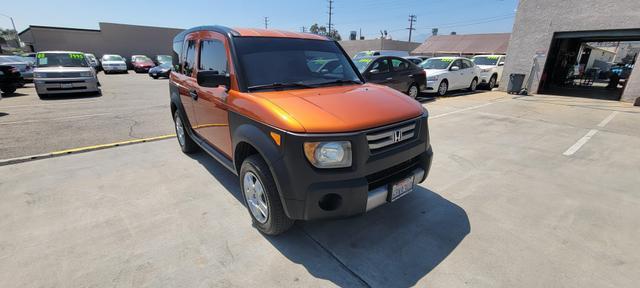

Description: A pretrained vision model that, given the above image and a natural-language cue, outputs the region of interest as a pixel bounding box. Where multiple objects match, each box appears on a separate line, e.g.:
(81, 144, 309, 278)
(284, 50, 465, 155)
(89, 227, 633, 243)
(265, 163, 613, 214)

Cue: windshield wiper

(247, 82, 313, 91)
(317, 79, 362, 85)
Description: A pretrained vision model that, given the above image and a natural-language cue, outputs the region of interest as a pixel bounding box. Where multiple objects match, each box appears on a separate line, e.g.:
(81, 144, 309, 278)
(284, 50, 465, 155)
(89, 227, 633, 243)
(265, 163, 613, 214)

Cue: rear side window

(182, 40, 196, 76)
(172, 41, 182, 72)
(198, 39, 228, 74)
(391, 58, 410, 71)
(371, 58, 390, 73)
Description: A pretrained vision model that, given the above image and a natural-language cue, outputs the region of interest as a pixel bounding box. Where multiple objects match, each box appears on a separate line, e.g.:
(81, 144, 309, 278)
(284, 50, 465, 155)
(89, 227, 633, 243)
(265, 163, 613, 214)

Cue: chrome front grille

(366, 121, 416, 151)
(46, 72, 83, 78)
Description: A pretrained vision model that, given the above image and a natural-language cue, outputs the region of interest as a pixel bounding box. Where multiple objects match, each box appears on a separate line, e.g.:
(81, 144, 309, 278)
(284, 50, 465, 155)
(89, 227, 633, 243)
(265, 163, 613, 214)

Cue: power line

(407, 14, 416, 42)
(327, 0, 334, 36)
(264, 17, 269, 29)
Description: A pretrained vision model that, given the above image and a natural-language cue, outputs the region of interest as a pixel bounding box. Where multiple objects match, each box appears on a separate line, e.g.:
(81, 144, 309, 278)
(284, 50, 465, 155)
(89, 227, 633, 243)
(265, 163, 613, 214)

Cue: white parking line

(563, 111, 618, 156)
(563, 129, 599, 156)
(597, 111, 619, 127)
(430, 100, 507, 119)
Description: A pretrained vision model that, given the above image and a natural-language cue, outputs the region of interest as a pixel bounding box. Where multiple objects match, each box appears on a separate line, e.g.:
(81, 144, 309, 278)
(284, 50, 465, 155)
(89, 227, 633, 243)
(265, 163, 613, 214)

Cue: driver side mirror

(498, 62, 505, 66)
(450, 66, 460, 71)
(197, 70, 230, 89)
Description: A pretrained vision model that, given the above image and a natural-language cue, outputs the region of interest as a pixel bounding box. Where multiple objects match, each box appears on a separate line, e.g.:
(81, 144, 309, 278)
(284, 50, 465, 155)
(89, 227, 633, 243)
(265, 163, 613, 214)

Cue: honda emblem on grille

(393, 130, 402, 143)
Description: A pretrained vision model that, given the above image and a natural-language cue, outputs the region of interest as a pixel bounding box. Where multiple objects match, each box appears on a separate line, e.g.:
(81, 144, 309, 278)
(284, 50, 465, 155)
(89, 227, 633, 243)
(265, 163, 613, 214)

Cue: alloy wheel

(409, 85, 419, 99)
(175, 115, 186, 147)
(243, 172, 269, 223)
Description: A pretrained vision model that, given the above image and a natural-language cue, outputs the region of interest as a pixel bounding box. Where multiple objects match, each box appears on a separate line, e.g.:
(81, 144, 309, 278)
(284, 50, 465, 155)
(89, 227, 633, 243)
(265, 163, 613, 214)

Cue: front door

(365, 58, 393, 86)
(449, 59, 465, 89)
(191, 31, 233, 158)
(174, 36, 199, 127)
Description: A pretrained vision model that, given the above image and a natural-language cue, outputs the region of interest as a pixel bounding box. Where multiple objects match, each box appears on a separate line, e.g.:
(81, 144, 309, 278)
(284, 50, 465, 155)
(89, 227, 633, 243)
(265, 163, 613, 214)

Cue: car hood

(102, 61, 126, 65)
(252, 83, 424, 133)
(34, 67, 93, 73)
(424, 69, 448, 76)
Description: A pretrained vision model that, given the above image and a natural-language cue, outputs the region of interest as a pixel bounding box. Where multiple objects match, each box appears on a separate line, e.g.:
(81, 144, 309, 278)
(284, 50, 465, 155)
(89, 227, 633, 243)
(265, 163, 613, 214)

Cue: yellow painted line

(0, 134, 176, 166)
(50, 134, 176, 155)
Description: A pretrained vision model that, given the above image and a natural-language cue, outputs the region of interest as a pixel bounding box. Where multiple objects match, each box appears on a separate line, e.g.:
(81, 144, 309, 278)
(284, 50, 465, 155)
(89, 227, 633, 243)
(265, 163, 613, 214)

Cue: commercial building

(411, 33, 511, 57)
(502, 0, 640, 103)
(19, 22, 183, 62)
(338, 39, 420, 58)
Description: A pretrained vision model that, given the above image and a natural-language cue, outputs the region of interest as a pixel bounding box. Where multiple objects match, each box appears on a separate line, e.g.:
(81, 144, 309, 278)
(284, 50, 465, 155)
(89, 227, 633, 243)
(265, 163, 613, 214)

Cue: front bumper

(35, 77, 99, 94)
(479, 72, 492, 84)
(425, 80, 439, 93)
(271, 114, 433, 220)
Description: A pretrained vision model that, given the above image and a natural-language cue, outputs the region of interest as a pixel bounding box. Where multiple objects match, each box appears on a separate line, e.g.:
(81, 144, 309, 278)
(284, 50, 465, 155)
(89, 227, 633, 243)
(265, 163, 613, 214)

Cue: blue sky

(1, 0, 518, 43)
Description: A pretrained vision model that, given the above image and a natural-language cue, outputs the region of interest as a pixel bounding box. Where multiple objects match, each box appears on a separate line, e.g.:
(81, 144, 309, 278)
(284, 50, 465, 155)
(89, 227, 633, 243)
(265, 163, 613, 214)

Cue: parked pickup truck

(170, 26, 433, 235)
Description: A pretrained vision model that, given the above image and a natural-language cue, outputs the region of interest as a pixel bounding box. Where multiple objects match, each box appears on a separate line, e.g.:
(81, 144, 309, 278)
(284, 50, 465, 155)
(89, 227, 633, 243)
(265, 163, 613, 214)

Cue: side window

(461, 60, 472, 69)
(199, 39, 228, 74)
(391, 58, 410, 71)
(182, 40, 196, 76)
(172, 41, 182, 73)
(371, 58, 390, 73)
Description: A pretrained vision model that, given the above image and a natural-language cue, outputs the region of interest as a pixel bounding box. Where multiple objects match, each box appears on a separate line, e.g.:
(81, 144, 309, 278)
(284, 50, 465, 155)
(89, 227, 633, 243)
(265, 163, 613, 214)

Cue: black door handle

(189, 89, 198, 100)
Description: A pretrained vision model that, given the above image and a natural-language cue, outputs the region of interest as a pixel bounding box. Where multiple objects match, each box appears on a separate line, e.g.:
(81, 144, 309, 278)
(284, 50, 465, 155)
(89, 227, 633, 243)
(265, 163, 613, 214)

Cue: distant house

(411, 33, 511, 57)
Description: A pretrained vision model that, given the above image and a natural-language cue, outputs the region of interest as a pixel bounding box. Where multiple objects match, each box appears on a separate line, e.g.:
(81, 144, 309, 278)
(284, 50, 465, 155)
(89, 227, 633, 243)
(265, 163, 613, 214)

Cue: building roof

(412, 33, 511, 55)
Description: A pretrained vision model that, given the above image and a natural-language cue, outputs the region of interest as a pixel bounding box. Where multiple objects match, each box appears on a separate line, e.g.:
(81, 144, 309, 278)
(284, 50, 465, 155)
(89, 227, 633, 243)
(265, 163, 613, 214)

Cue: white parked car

(472, 55, 506, 89)
(100, 54, 127, 74)
(33, 51, 100, 99)
(420, 57, 480, 96)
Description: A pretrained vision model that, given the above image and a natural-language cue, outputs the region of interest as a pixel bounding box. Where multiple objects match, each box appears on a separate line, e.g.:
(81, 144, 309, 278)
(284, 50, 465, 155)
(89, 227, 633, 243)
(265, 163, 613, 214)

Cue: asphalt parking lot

(0, 72, 173, 160)
(1, 85, 640, 286)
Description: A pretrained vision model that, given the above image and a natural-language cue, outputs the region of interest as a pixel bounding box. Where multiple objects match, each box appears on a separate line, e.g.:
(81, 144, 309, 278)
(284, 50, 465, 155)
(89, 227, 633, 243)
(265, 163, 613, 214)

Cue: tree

(308, 23, 341, 41)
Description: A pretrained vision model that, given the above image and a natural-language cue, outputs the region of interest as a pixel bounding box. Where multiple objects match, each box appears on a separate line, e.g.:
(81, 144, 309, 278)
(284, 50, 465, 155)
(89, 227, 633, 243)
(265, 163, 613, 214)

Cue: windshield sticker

(36, 53, 46, 59)
(439, 57, 455, 62)
(69, 53, 85, 59)
(38, 58, 48, 65)
(358, 58, 372, 63)
(486, 56, 500, 60)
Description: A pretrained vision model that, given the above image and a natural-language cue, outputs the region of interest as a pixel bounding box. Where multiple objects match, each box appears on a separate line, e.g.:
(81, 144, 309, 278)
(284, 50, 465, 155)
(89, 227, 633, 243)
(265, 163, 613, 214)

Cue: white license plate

(389, 175, 415, 202)
(61, 83, 73, 89)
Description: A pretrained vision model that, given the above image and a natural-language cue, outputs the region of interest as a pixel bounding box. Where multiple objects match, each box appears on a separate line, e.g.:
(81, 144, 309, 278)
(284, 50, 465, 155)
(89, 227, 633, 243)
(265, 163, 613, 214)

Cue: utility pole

(327, 0, 334, 37)
(264, 17, 269, 29)
(0, 13, 21, 47)
(407, 14, 416, 42)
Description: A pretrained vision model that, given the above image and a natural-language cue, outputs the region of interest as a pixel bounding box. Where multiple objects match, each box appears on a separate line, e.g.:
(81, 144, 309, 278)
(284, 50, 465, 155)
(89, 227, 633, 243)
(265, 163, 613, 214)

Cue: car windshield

(103, 55, 124, 61)
(354, 51, 376, 58)
(157, 55, 172, 63)
(233, 37, 361, 90)
(473, 56, 499, 65)
(353, 57, 374, 72)
(420, 58, 454, 69)
(159, 63, 172, 69)
(36, 53, 89, 67)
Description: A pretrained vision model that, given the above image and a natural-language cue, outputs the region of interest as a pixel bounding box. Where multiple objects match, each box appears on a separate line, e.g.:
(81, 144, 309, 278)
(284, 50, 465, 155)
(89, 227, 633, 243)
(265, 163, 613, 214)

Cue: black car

(148, 62, 172, 79)
(353, 56, 426, 99)
(0, 64, 23, 95)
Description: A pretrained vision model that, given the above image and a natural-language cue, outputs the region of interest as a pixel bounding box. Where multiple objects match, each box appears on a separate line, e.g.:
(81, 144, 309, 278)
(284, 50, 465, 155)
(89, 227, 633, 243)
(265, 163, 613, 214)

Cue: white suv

(472, 55, 506, 89)
(100, 54, 127, 74)
(421, 57, 480, 96)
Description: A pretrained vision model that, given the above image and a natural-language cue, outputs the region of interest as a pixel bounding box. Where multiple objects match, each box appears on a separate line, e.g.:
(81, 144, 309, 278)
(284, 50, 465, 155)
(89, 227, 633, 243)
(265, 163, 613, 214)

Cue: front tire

(468, 78, 478, 92)
(240, 155, 294, 235)
(173, 111, 198, 154)
(437, 80, 448, 96)
(488, 75, 497, 89)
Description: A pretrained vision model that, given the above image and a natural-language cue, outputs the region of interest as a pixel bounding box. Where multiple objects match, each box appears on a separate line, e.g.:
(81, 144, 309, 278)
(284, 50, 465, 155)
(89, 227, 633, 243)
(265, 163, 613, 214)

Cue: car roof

(473, 54, 506, 57)
(174, 25, 330, 43)
(102, 54, 122, 57)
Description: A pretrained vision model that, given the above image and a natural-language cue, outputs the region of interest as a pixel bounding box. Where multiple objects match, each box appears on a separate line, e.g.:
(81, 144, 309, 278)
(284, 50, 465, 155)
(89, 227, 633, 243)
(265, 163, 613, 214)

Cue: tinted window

(452, 59, 463, 69)
(233, 37, 360, 89)
(172, 41, 182, 71)
(199, 40, 228, 74)
(461, 60, 472, 69)
(183, 40, 196, 76)
(371, 58, 390, 73)
(391, 58, 410, 71)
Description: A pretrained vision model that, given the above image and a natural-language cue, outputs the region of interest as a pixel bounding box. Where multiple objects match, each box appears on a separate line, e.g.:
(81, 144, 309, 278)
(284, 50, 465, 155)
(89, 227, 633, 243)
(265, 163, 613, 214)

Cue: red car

(131, 55, 155, 73)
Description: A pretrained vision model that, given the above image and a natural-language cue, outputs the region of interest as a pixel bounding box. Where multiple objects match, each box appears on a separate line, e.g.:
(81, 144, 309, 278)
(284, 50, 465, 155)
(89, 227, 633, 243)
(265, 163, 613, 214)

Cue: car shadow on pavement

(189, 152, 470, 287)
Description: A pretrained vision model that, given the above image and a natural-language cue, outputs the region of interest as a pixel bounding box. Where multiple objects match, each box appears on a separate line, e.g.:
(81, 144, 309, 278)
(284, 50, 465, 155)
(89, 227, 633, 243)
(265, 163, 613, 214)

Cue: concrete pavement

(1, 92, 639, 287)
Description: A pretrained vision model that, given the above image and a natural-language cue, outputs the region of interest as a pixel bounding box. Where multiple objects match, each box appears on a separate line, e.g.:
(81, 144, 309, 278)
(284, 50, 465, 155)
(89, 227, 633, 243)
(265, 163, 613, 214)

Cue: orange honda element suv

(170, 26, 433, 235)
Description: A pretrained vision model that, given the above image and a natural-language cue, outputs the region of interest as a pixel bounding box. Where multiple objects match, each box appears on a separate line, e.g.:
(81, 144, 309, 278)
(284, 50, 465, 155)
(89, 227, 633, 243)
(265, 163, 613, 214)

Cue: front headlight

(426, 75, 439, 81)
(34, 72, 47, 78)
(79, 71, 93, 77)
(304, 141, 352, 168)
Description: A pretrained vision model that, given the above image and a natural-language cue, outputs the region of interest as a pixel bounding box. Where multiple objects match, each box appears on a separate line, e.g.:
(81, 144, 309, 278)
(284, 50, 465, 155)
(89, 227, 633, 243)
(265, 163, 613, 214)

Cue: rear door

(390, 57, 414, 92)
(459, 59, 474, 88)
(449, 59, 465, 89)
(192, 31, 234, 158)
